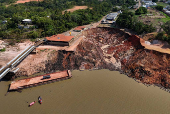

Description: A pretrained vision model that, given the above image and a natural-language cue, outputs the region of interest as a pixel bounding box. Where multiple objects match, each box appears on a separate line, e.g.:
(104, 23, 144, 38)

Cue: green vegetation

(135, 7, 147, 15)
(162, 20, 170, 35)
(155, 21, 170, 43)
(156, 2, 168, 7)
(116, 11, 155, 34)
(157, 12, 170, 23)
(0, 48, 6, 52)
(0, 0, 17, 5)
(155, 5, 163, 11)
(0, 0, 136, 42)
(152, 0, 158, 2)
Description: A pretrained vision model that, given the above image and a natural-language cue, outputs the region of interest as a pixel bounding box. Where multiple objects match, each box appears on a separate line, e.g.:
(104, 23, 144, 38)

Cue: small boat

(38, 96, 42, 104)
(29, 101, 36, 107)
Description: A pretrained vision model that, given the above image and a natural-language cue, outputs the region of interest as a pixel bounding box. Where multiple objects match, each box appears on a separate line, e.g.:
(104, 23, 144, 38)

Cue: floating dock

(9, 70, 72, 91)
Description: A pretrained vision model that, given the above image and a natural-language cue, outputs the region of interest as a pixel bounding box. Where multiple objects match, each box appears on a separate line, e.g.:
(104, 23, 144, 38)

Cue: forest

(116, 10, 156, 34)
(0, 0, 136, 41)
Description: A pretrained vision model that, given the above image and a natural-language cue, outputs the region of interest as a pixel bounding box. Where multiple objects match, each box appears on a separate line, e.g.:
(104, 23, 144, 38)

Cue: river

(0, 70, 170, 114)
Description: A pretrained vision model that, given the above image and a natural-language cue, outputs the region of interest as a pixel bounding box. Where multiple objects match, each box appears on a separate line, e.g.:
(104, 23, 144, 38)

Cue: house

(2, 20, 7, 24)
(117, 10, 122, 14)
(45, 34, 74, 46)
(18, 25, 34, 29)
(142, 0, 152, 3)
(142, 5, 147, 8)
(22, 19, 32, 24)
(73, 26, 86, 32)
(106, 13, 118, 21)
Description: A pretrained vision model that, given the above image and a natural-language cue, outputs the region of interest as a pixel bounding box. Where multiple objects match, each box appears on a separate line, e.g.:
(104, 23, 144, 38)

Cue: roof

(22, 19, 32, 22)
(46, 34, 74, 42)
(74, 26, 86, 30)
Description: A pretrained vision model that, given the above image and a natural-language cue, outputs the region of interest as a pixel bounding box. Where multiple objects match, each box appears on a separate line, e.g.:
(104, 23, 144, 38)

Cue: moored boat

(29, 101, 36, 107)
(38, 96, 42, 104)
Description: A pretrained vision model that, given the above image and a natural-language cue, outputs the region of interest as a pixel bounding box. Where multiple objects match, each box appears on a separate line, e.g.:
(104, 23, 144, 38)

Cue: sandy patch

(16, 51, 48, 76)
(0, 40, 34, 67)
(140, 38, 170, 54)
(15, 0, 43, 4)
(62, 6, 90, 14)
(36, 45, 67, 52)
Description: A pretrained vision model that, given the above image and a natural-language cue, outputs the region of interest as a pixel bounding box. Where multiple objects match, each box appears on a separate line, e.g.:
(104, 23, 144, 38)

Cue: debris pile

(15, 27, 170, 89)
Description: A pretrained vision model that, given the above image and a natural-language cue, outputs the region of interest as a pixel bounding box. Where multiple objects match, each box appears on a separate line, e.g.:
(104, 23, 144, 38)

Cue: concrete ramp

(66, 36, 84, 51)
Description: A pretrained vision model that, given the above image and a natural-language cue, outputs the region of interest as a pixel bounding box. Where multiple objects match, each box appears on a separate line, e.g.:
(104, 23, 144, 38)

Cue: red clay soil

(62, 6, 90, 14)
(13, 27, 170, 90)
(128, 35, 142, 47)
(131, 35, 170, 54)
(15, 0, 42, 4)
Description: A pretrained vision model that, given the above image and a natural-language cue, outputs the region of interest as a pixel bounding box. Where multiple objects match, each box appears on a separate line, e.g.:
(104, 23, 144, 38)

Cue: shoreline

(3, 27, 170, 93)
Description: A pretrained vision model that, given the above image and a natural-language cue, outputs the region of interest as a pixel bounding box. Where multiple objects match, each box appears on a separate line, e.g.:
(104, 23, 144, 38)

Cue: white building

(117, 10, 122, 14)
(22, 19, 32, 24)
(142, 5, 147, 8)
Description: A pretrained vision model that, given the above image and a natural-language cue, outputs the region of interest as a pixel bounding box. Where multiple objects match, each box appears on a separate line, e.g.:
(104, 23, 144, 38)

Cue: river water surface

(0, 70, 170, 114)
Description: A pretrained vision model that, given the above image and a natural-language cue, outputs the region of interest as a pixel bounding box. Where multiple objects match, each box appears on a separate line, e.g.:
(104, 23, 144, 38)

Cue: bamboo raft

(9, 70, 72, 91)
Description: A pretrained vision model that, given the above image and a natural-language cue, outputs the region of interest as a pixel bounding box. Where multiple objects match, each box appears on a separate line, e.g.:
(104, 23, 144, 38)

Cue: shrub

(0, 48, 6, 52)
(135, 7, 147, 15)
(155, 5, 163, 11)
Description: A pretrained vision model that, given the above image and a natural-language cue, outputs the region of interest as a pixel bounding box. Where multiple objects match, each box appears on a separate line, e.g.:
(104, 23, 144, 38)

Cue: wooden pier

(9, 70, 72, 91)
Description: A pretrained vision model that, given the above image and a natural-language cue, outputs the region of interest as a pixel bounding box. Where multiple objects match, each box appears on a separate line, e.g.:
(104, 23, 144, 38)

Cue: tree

(152, 0, 158, 2)
(135, 7, 147, 15)
(155, 5, 163, 11)
(162, 20, 170, 35)
(117, 11, 155, 34)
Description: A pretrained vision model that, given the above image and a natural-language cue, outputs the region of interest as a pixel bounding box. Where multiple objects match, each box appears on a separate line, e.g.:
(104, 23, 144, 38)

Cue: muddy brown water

(0, 70, 170, 114)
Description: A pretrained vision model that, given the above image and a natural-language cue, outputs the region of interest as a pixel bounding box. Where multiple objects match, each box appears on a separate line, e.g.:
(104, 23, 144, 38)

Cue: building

(142, 5, 147, 8)
(22, 19, 32, 24)
(2, 20, 7, 24)
(45, 34, 74, 46)
(106, 13, 118, 21)
(142, 0, 152, 3)
(117, 10, 122, 14)
(73, 26, 86, 32)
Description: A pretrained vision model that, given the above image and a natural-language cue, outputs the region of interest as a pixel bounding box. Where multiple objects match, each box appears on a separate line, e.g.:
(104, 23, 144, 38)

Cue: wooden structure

(45, 34, 74, 46)
(9, 70, 72, 91)
(73, 26, 86, 32)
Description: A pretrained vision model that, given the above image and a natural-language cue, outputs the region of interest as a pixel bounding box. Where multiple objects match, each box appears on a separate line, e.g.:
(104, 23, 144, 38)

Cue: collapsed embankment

(14, 27, 170, 89)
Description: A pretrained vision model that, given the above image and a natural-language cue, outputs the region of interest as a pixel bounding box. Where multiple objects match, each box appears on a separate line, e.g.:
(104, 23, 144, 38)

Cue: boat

(38, 96, 42, 104)
(9, 70, 72, 91)
(29, 101, 36, 107)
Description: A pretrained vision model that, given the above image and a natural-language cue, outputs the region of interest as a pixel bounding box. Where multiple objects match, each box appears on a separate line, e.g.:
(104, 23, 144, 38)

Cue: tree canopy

(116, 11, 155, 34)
(0, 0, 136, 40)
(135, 7, 147, 15)
(155, 5, 163, 11)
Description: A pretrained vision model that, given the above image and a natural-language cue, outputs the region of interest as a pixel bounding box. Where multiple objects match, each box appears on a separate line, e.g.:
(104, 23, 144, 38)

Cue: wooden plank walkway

(9, 70, 72, 91)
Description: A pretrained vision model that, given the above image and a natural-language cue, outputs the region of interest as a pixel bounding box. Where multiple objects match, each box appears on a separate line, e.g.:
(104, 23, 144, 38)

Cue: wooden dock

(9, 70, 72, 91)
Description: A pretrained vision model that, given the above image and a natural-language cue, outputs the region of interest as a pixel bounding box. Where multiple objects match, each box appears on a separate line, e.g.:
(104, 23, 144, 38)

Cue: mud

(13, 27, 170, 90)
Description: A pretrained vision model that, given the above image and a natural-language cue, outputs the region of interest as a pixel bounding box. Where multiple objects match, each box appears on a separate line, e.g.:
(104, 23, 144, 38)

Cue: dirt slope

(12, 27, 170, 90)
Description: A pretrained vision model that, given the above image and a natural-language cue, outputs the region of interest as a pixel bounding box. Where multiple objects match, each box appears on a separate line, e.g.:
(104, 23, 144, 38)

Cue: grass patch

(30, 38, 36, 42)
(159, 11, 170, 23)
(157, 2, 168, 7)
(0, 48, 6, 52)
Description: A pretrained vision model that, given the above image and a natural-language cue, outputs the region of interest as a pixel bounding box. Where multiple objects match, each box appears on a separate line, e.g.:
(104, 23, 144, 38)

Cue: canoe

(38, 96, 42, 104)
(29, 101, 36, 107)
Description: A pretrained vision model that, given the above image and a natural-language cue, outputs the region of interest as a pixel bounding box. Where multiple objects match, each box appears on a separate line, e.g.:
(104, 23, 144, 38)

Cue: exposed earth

(3, 27, 169, 91)
(0, 40, 34, 67)
(62, 6, 90, 14)
(15, 0, 42, 4)
(2, 27, 170, 90)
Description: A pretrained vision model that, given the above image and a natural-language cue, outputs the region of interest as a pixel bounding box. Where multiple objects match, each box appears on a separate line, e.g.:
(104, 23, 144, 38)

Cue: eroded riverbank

(1, 70, 170, 114)
(9, 27, 170, 90)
